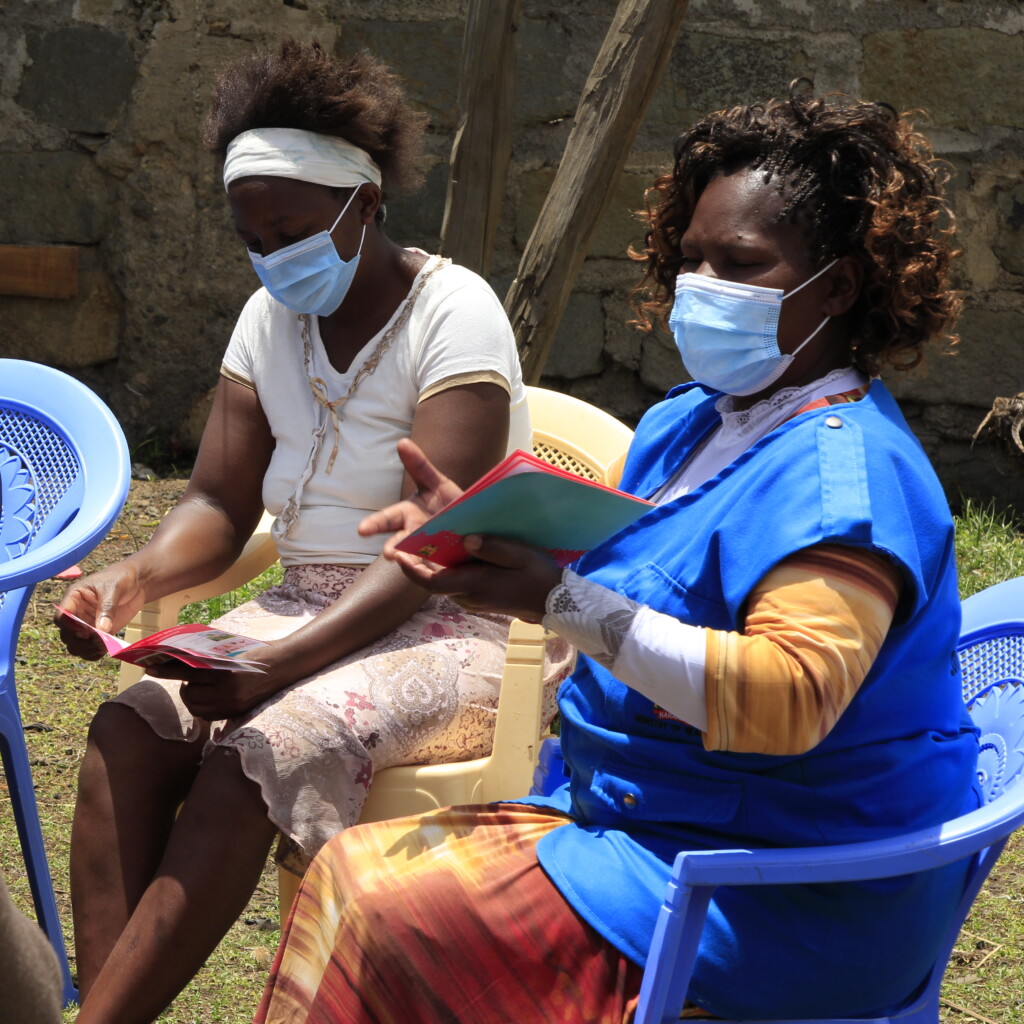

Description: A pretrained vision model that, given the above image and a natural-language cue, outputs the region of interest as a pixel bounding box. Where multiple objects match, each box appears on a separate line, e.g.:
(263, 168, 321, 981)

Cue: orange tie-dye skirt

(255, 803, 651, 1024)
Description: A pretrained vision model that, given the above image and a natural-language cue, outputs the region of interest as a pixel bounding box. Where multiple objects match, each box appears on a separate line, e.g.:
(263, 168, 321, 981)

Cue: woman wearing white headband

(56, 39, 571, 1024)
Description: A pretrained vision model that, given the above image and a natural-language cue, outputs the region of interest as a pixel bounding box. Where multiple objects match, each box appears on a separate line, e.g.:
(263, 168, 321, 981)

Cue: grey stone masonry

(0, 0, 1021, 509)
(18, 26, 138, 134)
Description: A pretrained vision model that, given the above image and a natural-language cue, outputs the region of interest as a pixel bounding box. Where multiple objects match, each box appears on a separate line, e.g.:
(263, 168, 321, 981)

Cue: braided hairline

(630, 84, 961, 374)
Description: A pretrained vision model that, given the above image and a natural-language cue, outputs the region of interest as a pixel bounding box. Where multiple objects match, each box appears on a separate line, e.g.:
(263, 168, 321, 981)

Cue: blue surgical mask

(248, 188, 365, 316)
(668, 259, 837, 396)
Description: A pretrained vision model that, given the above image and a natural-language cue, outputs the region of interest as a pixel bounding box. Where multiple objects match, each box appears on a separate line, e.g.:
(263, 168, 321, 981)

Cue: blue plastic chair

(632, 575, 1024, 1023)
(0, 359, 130, 1007)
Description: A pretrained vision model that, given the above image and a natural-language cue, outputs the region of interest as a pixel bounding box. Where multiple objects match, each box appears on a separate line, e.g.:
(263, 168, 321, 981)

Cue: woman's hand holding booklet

(361, 441, 652, 568)
(52, 606, 269, 671)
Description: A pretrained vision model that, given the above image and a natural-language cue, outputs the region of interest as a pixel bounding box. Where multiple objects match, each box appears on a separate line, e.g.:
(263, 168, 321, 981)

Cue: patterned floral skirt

(112, 565, 574, 872)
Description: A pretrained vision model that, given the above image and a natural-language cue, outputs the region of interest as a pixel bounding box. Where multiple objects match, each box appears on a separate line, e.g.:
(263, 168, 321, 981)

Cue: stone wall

(1, 0, 1022, 506)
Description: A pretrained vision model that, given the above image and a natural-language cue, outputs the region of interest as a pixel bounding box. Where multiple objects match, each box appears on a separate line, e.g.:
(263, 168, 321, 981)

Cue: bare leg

(71, 703, 207, 999)
(74, 744, 278, 1024)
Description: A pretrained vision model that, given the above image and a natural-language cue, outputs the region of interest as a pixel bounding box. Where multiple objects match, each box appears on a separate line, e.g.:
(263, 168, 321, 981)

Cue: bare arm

(135, 377, 273, 593)
(57, 376, 272, 643)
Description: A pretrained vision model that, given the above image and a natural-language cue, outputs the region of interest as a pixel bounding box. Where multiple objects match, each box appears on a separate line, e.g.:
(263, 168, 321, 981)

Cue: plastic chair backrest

(0, 359, 131, 1007)
(888, 583, 1024, 1020)
(634, 576, 1024, 1024)
(525, 385, 631, 488)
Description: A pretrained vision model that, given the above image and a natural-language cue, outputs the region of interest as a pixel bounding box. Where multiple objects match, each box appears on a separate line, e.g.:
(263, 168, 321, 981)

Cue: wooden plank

(505, 0, 688, 383)
(439, 0, 520, 277)
(0, 245, 78, 299)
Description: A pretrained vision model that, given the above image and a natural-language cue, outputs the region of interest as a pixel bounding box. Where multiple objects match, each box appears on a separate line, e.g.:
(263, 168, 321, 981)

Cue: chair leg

(0, 717, 78, 1007)
(278, 863, 302, 925)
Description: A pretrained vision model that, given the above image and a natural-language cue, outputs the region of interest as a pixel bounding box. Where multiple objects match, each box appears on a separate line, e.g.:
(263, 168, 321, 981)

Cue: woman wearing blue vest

(254, 86, 980, 1023)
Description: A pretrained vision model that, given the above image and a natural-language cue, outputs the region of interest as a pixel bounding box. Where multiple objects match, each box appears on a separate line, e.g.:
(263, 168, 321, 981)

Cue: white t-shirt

(221, 254, 531, 566)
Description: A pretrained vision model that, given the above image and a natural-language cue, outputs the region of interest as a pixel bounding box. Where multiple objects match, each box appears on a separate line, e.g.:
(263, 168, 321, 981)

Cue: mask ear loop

(352, 223, 367, 259)
(781, 258, 839, 358)
(329, 186, 361, 232)
(789, 315, 830, 358)
(329, 186, 367, 260)
(782, 257, 838, 299)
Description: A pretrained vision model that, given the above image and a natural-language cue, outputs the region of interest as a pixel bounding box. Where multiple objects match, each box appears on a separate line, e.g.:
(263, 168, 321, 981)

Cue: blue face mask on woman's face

(668, 259, 837, 396)
(248, 187, 365, 316)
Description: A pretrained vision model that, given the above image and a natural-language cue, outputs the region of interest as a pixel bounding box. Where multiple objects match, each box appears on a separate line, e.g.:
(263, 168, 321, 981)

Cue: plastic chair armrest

(605, 451, 628, 490)
(1, 535, 110, 591)
(479, 617, 552, 801)
(671, 794, 1024, 889)
(165, 519, 279, 608)
(636, 800, 1024, 1024)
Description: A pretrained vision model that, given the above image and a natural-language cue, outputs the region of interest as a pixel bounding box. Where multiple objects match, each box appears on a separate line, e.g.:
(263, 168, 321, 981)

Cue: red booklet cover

(53, 606, 269, 672)
(395, 449, 652, 567)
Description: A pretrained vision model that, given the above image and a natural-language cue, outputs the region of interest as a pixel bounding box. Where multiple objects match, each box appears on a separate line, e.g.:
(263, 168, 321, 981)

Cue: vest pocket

(617, 561, 729, 627)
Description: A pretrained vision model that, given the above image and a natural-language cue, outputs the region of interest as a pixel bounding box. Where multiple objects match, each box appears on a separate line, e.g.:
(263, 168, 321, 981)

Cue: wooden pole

(506, 0, 688, 383)
(439, 0, 520, 277)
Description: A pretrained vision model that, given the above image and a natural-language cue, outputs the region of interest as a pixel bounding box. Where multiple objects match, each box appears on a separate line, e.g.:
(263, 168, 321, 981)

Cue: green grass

(179, 563, 285, 626)
(4, 496, 1024, 1022)
(956, 498, 1024, 600)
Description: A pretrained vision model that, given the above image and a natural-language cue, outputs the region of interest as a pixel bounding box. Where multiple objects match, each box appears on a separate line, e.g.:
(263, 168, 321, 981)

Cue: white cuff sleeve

(542, 569, 708, 731)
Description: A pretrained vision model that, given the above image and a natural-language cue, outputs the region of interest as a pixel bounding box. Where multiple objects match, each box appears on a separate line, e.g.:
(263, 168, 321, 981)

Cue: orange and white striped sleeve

(703, 544, 902, 754)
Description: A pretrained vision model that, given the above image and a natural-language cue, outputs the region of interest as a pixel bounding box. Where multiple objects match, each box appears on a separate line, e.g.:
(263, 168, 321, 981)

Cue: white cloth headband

(222, 127, 383, 191)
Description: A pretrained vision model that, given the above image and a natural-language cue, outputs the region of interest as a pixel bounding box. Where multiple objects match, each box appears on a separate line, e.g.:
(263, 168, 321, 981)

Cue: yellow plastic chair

(116, 386, 634, 917)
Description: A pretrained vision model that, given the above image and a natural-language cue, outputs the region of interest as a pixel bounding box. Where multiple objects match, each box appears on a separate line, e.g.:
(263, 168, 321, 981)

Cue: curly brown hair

(202, 37, 427, 196)
(632, 83, 961, 374)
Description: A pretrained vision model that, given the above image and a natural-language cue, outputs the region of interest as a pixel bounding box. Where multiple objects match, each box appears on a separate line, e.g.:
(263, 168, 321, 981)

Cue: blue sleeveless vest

(530, 381, 980, 1017)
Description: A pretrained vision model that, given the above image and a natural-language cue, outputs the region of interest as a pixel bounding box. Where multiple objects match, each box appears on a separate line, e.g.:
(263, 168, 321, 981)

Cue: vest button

(622, 793, 638, 808)
(825, 415, 843, 428)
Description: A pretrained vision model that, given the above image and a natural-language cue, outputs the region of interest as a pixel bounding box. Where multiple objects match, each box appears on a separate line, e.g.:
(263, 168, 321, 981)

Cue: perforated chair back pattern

(1, 411, 81, 558)
(525, 385, 631, 487)
(0, 359, 131, 1007)
(635, 576, 1024, 1024)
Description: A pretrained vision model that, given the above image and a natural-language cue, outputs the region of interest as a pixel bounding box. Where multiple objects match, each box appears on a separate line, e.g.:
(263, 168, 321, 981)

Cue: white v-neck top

(221, 254, 531, 565)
